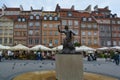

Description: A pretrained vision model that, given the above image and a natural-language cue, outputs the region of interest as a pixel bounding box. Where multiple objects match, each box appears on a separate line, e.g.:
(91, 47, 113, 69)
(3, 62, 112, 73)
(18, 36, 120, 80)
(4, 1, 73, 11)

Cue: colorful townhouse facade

(0, 4, 120, 48)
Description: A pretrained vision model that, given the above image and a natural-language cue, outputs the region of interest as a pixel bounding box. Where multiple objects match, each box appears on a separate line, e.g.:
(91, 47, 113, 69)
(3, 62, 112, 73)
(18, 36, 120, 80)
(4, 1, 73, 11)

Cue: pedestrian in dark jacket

(113, 52, 119, 65)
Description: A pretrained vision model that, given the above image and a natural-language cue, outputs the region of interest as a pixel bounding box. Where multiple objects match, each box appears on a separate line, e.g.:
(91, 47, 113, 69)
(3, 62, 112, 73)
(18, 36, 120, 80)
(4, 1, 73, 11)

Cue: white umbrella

(110, 46, 120, 50)
(30, 45, 51, 51)
(3, 46, 11, 50)
(52, 45, 63, 51)
(97, 47, 109, 50)
(11, 44, 29, 50)
(75, 45, 95, 51)
(0, 44, 6, 50)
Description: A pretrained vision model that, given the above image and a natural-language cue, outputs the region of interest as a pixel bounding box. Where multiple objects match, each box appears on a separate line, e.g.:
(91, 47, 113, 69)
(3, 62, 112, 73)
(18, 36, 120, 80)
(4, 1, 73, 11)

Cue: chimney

(41, 7, 44, 11)
(85, 5, 91, 13)
(94, 5, 98, 11)
(3, 4, 7, 9)
(71, 5, 74, 10)
(20, 5, 23, 11)
(30, 6, 33, 11)
(105, 6, 109, 10)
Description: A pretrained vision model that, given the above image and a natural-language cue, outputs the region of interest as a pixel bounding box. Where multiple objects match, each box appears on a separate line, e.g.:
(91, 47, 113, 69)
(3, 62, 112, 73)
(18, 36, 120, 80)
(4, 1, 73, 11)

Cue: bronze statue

(58, 25, 76, 54)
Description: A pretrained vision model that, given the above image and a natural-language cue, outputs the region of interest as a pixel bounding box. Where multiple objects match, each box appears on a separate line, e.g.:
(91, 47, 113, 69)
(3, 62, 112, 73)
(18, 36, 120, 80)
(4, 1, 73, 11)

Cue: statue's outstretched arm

(58, 25, 64, 33)
(71, 30, 76, 35)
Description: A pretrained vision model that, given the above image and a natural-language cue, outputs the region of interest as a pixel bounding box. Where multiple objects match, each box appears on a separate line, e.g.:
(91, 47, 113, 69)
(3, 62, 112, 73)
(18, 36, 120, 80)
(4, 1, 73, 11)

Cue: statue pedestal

(55, 54, 83, 80)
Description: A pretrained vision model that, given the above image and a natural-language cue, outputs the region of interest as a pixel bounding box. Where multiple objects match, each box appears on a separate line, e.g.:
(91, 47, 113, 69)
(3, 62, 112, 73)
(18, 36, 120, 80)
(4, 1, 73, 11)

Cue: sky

(0, 0, 120, 16)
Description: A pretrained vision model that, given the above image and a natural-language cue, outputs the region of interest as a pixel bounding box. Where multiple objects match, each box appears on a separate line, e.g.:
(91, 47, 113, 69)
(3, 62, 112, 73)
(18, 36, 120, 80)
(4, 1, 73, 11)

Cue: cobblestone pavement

(0, 58, 120, 80)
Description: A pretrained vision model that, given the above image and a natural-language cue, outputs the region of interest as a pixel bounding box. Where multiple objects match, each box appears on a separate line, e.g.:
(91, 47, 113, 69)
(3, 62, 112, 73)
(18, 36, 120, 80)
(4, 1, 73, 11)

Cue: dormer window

(88, 18, 92, 21)
(68, 12, 72, 17)
(36, 15, 40, 20)
(49, 16, 53, 20)
(18, 18, 21, 22)
(30, 15, 34, 19)
(82, 17, 87, 21)
(22, 18, 25, 22)
(54, 16, 58, 20)
(44, 16, 47, 20)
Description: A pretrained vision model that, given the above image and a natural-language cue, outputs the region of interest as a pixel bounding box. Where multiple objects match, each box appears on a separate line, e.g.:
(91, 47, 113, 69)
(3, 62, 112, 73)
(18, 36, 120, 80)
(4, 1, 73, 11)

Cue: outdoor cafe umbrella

(97, 47, 109, 50)
(75, 45, 95, 52)
(52, 45, 63, 51)
(0, 44, 6, 50)
(30, 45, 51, 51)
(110, 46, 120, 50)
(11, 44, 29, 51)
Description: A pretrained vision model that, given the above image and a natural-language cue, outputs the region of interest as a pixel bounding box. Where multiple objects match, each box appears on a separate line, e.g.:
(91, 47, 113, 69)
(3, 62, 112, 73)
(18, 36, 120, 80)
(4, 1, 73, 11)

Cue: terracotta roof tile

(98, 8, 111, 12)
(4, 8, 20, 11)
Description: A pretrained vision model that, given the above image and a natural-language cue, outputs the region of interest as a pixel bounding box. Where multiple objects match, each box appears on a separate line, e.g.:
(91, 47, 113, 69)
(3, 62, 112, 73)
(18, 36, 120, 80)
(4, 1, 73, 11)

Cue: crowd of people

(0, 49, 120, 66)
(86, 50, 120, 65)
(0, 50, 55, 61)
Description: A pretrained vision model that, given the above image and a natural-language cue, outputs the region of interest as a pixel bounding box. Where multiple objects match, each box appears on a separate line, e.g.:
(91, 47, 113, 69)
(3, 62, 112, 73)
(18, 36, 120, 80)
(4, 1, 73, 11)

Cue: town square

(0, 0, 120, 80)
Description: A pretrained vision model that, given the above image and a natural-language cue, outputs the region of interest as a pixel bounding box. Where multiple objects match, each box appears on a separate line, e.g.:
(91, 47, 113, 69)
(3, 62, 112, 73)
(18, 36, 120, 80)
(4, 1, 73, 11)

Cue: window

(18, 18, 21, 22)
(35, 30, 39, 36)
(68, 20, 72, 26)
(82, 17, 87, 21)
(28, 30, 33, 35)
(74, 21, 79, 26)
(88, 32, 91, 36)
(112, 20, 116, 24)
(44, 39, 47, 45)
(74, 30, 78, 35)
(29, 38, 33, 44)
(94, 39, 97, 44)
(50, 31, 52, 35)
(54, 16, 58, 20)
(93, 24, 97, 28)
(55, 31, 58, 35)
(81, 31, 85, 36)
(0, 38, 2, 44)
(119, 41, 120, 46)
(54, 39, 58, 44)
(81, 39, 85, 44)
(35, 22, 40, 26)
(49, 16, 53, 20)
(43, 24, 47, 28)
(55, 24, 59, 28)
(36, 15, 40, 20)
(23, 25, 27, 28)
(44, 32, 47, 36)
(0, 29, 2, 34)
(81, 24, 85, 28)
(94, 32, 97, 36)
(49, 40, 53, 47)
(88, 39, 92, 45)
(9, 38, 12, 44)
(88, 24, 91, 28)
(49, 24, 53, 28)
(62, 20, 67, 25)
(88, 18, 92, 21)
(49, 40, 52, 43)
(107, 41, 111, 46)
(68, 12, 72, 16)
(29, 22, 34, 27)
(30, 15, 34, 19)
(22, 18, 25, 22)
(44, 16, 47, 20)
(35, 38, 39, 44)
(117, 21, 120, 24)
(113, 41, 117, 46)
(4, 37, 7, 44)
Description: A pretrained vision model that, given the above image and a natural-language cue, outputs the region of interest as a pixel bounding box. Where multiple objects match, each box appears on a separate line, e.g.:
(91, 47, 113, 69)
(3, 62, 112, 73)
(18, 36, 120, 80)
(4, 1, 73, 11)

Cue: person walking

(113, 51, 119, 65)
(0, 51, 2, 62)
